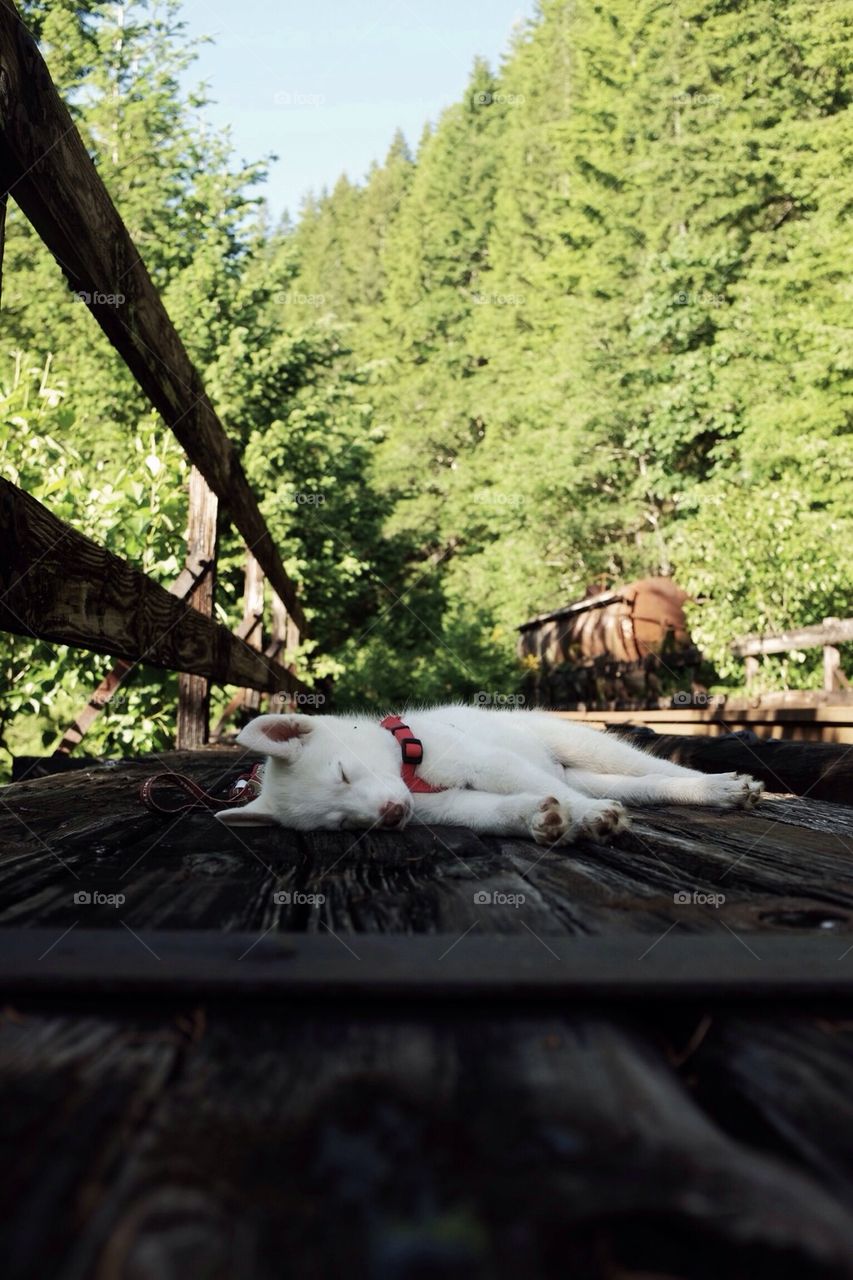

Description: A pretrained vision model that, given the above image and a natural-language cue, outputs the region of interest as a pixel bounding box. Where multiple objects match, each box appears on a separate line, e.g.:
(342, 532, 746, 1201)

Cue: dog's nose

(380, 801, 406, 828)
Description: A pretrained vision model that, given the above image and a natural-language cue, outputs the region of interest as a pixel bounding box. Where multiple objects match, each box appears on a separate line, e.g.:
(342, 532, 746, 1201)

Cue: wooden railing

(732, 618, 853, 692)
(0, 0, 308, 753)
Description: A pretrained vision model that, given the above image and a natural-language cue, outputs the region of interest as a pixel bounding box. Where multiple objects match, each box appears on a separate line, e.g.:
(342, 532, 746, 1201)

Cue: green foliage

(0, 355, 187, 764)
(288, 0, 853, 704)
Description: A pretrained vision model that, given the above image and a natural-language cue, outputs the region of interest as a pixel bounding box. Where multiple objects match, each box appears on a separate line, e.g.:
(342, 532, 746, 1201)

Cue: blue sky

(179, 0, 536, 223)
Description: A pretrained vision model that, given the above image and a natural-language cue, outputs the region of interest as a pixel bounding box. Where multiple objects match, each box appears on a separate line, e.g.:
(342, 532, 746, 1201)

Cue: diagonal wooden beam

(0, 477, 304, 694)
(0, 0, 305, 633)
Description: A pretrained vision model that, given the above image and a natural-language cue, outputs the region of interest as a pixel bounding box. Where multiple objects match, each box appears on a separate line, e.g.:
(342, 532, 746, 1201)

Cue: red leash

(139, 763, 264, 815)
(380, 715, 445, 794)
(141, 715, 440, 814)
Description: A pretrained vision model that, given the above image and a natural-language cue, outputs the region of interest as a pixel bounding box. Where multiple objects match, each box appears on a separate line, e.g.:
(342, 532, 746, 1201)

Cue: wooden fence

(0, 0, 308, 753)
(732, 617, 853, 692)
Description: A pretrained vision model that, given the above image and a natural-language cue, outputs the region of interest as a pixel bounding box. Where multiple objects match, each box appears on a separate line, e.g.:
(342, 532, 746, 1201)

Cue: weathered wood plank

(0, 478, 302, 692)
(689, 1015, 853, 1205)
(4, 928, 853, 998)
(0, 0, 305, 633)
(732, 618, 853, 658)
(176, 468, 218, 748)
(54, 534, 217, 754)
(2, 751, 853, 940)
(0, 1008, 192, 1280)
(4, 1008, 853, 1279)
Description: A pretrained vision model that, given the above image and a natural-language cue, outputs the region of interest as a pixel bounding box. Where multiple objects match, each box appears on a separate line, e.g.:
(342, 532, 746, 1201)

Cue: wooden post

(241, 553, 265, 714)
(823, 646, 850, 693)
(176, 467, 218, 748)
(744, 656, 759, 691)
(271, 591, 300, 673)
(266, 591, 300, 712)
(0, 192, 7, 308)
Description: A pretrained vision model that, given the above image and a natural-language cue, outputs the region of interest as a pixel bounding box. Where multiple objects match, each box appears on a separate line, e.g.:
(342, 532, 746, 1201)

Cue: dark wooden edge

(0, 0, 305, 633)
(3, 929, 853, 1000)
(0, 477, 305, 693)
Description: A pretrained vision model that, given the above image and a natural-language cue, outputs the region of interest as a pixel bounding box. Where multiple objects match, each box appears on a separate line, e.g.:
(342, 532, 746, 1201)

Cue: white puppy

(216, 706, 762, 846)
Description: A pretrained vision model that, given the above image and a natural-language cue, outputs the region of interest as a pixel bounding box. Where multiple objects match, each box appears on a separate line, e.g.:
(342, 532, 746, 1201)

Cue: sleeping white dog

(216, 705, 763, 846)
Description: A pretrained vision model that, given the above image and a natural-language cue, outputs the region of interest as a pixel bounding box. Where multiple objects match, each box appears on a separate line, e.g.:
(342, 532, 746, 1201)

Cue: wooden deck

(3, 748, 853, 1277)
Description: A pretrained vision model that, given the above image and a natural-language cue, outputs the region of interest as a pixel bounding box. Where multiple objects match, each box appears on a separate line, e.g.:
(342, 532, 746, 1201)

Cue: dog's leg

(412, 788, 628, 846)
(565, 769, 763, 810)
(445, 748, 631, 841)
(530, 716, 761, 792)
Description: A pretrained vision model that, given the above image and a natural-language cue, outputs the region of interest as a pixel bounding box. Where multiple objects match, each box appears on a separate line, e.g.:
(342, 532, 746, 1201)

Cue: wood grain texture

(4, 756, 853, 1276)
(2, 1008, 853, 1279)
(1, 748, 853, 942)
(0, 0, 305, 632)
(0, 478, 301, 693)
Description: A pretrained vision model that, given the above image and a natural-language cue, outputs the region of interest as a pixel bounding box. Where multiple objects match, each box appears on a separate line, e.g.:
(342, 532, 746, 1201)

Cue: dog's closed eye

(339, 764, 350, 785)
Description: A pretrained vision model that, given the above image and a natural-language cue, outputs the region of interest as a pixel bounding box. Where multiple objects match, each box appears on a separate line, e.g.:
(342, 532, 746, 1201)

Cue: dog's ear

(215, 797, 277, 828)
(236, 714, 314, 761)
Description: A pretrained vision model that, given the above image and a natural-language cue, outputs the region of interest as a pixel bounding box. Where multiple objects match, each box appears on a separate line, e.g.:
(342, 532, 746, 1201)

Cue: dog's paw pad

(738, 775, 763, 808)
(709, 774, 763, 809)
(530, 798, 571, 845)
(577, 801, 629, 842)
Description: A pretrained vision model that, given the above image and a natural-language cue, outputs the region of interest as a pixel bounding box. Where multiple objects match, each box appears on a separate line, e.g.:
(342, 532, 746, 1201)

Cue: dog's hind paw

(576, 799, 630, 843)
(529, 796, 572, 846)
(706, 772, 764, 809)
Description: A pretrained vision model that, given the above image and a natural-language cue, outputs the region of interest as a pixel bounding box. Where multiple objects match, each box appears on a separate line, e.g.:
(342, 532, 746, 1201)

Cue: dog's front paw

(529, 796, 572, 846)
(575, 799, 630, 843)
(706, 772, 764, 809)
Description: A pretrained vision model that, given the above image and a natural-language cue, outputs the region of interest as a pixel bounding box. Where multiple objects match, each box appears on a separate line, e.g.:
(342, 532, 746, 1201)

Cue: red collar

(380, 715, 445, 794)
